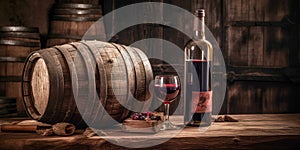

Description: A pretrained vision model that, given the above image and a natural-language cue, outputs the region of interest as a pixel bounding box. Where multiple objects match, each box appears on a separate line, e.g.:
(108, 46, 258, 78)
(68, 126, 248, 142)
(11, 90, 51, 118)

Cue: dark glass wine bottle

(184, 9, 213, 127)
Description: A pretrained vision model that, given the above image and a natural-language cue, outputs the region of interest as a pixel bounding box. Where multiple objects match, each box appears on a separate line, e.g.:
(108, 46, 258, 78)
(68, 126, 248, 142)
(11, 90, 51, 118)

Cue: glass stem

(164, 103, 170, 121)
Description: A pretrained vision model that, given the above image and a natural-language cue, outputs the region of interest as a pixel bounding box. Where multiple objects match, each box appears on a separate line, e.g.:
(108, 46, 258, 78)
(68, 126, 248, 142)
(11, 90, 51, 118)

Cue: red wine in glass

(154, 75, 181, 130)
(154, 84, 180, 104)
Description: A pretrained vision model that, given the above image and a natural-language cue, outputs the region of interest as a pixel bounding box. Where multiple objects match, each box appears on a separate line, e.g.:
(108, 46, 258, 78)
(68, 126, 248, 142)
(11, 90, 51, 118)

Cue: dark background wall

(1, 0, 299, 114)
(0, 0, 55, 35)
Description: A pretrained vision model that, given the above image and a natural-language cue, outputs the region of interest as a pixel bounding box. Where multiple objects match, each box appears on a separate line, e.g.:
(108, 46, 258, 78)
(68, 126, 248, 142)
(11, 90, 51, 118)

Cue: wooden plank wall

(225, 0, 300, 114)
(0, 0, 298, 115)
(103, 0, 300, 115)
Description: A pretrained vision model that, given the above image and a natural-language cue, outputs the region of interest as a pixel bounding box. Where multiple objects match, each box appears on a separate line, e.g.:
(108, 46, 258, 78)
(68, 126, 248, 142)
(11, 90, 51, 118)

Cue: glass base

(160, 120, 180, 130)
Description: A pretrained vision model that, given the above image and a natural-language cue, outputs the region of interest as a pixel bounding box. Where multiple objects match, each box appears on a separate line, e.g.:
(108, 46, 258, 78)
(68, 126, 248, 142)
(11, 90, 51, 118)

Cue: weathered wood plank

(227, 26, 249, 66)
(286, 0, 300, 68)
(0, 114, 300, 149)
(227, 81, 300, 114)
(227, 82, 263, 114)
(224, 0, 299, 114)
(263, 0, 289, 67)
(225, 0, 249, 66)
(247, 0, 264, 67)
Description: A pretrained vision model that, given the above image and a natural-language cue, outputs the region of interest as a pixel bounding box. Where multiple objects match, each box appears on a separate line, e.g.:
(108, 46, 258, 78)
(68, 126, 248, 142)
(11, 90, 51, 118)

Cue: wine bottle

(184, 9, 213, 127)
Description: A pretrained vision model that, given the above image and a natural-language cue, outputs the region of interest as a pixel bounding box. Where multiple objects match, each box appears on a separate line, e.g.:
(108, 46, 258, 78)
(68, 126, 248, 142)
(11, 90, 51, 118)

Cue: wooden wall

(103, 0, 300, 114)
(0, 0, 55, 35)
(0, 0, 299, 115)
(224, 0, 300, 114)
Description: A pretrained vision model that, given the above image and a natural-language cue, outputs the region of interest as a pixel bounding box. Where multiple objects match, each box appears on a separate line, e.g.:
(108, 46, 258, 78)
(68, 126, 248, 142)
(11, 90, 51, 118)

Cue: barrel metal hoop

(0, 103, 16, 109)
(53, 45, 78, 122)
(21, 52, 43, 120)
(51, 16, 100, 22)
(0, 76, 22, 82)
(0, 57, 27, 62)
(0, 40, 40, 47)
(0, 32, 40, 39)
(0, 97, 16, 104)
(53, 9, 102, 15)
(48, 34, 82, 40)
(69, 42, 97, 126)
(0, 26, 39, 33)
(110, 43, 133, 120)
(80, 41, 108, 123)
(54, 3, 100, 9)
(0, 108, 17, 115)
(48, 34, 102, 40)
(125, 46, 148, 115)
(132, 47, 153, 102)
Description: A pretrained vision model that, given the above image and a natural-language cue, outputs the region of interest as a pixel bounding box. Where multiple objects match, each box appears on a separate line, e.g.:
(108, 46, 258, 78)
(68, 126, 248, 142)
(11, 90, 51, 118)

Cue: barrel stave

(22, 41, 153, 128)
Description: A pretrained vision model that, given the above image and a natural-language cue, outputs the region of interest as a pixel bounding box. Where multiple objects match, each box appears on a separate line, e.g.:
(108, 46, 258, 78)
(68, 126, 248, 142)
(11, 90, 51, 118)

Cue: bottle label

(191, 91, 212, 113)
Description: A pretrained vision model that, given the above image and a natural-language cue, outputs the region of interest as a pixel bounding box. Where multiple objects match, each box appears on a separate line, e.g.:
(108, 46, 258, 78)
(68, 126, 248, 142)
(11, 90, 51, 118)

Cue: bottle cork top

(194, 9, 205, 17)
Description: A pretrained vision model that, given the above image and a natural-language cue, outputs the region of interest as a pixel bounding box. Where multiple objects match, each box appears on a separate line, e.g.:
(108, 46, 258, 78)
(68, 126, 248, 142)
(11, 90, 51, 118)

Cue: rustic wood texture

(47, 3, 106, 47)
(22, 41, 153, 128)
(227, 82, 298, 114)
(122, 118, 162, 133)
(30, 59, 50, 115)
(0, 0, 297, 118)
(0, 26, 40, 116)
(224, 0, 300, 114)
(109, 0, 164, 55)
(102, 0, 300, 115)
(0, 114, 299, 149)
(106, 0, 167, 114)
(225, 0, 292, 67)
(0, 97, 17, 116)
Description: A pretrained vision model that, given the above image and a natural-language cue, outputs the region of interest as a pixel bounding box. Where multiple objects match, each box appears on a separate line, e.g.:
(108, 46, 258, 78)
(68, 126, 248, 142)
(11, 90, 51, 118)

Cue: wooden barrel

(47, 3, 106, 47)
(0, 26, 41, 116)
(0, 97, 17, 117)
(22, 41, 153, 128)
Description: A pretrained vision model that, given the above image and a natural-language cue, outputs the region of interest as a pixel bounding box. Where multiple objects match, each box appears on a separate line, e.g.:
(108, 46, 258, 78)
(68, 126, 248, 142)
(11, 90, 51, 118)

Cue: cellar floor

(0, 114, 300, 149)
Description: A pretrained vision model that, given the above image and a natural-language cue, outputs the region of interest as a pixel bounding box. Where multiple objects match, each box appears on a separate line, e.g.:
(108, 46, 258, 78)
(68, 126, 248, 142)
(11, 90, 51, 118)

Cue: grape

(131, 112, 161, 121)
(132, 112, 139, 120)
(139, 115, 146, 120)
(132, 115, 139, 120)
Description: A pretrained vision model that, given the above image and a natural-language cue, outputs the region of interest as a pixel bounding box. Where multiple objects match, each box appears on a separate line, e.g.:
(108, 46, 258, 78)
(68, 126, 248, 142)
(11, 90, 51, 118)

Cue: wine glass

(154, 75, 181, 130)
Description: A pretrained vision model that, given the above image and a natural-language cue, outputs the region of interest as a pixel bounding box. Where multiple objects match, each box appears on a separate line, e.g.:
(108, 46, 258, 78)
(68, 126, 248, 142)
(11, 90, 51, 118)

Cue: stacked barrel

(47, 2, 106, 47)
(0, 26, 41, 116)
(0, 97, 17, 117)
(18, 1, 153, 127)
(0, 1, 153, 129)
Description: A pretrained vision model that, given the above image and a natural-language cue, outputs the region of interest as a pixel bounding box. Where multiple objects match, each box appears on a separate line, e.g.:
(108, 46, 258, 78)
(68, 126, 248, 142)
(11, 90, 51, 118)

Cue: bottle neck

(193, 16, 205, 40)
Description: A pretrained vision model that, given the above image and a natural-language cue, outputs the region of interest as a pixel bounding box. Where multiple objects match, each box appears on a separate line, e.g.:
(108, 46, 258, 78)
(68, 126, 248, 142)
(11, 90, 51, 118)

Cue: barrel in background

(47, 3, 106, 47)
(0, 97, 17, 117)
(0, 26, 41, 116)
(55, 0, 99, 5)
(22, 41, 153, 128)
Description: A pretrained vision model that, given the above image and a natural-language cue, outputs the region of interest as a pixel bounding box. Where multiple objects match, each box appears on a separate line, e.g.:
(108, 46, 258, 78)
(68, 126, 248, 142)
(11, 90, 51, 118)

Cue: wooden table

(0, 114, 300, 149)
